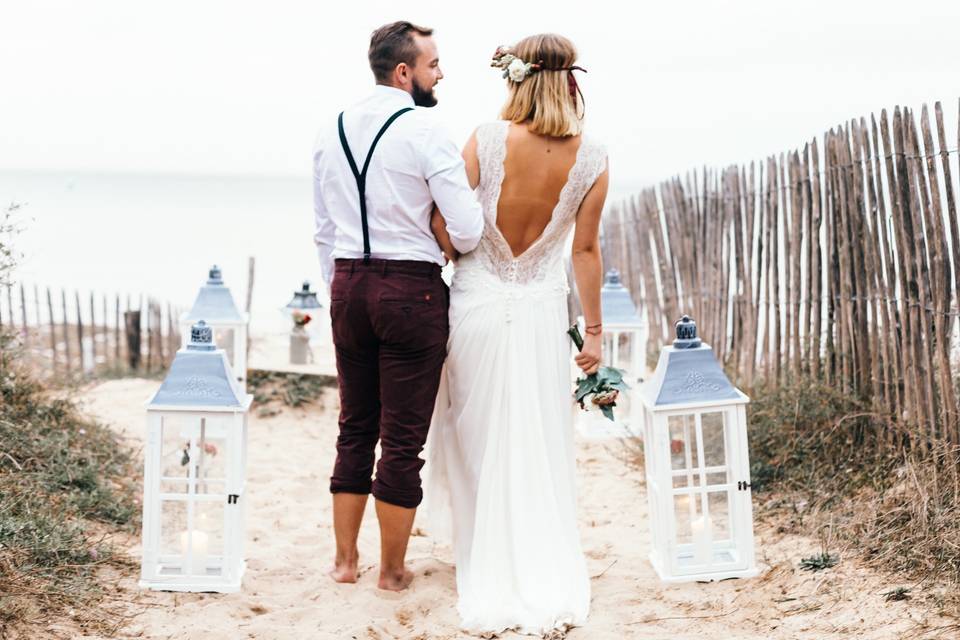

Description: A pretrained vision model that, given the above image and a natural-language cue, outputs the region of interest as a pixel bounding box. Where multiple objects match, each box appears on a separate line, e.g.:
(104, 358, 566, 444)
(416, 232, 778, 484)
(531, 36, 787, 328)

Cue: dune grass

(0, 333, 140, 637)
(747, 378, 960, 607)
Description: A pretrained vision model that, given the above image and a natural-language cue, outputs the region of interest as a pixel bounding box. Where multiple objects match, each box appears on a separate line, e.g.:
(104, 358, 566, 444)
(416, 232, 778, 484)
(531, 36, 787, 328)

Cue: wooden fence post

(124, 309, 141, 370)
(46, 288, 57, 373)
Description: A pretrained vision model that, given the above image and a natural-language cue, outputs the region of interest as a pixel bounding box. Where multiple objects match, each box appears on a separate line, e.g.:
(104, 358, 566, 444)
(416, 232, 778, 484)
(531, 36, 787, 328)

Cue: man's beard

(411, 78, 437, 107)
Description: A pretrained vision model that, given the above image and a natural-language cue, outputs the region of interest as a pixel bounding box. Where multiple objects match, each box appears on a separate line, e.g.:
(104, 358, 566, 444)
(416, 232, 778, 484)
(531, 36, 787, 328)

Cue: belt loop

(349, 260, 356, 278)
(381, 260, 389, 277)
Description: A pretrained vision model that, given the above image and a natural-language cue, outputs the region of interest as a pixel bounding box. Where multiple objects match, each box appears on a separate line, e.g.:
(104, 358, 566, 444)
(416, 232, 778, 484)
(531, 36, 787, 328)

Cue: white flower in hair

(507, 58, 529, 82)
(492, 45, 542, 83)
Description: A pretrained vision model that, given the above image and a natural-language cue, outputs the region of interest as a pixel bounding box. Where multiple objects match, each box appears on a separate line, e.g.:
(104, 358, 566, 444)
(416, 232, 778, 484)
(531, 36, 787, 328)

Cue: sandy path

(74, 378, 950, 640)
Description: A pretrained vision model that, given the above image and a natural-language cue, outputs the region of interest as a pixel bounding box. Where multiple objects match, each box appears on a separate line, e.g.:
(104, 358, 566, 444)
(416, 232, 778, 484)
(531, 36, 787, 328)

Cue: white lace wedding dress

(425, 120, 608, 636)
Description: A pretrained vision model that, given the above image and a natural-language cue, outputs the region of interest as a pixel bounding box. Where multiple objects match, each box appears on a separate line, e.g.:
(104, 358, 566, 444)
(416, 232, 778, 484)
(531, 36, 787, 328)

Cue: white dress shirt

(313, 85, 484, 286)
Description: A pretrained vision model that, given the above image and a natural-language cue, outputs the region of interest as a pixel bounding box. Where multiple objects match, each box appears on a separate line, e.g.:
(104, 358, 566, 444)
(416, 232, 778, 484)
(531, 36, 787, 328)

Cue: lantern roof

(600, 269, 642, 328)
(183, 265, 245, 324)
(285, 281, 322, 310)
(640, 315, 746, 408)
(147, 321, 247, 411)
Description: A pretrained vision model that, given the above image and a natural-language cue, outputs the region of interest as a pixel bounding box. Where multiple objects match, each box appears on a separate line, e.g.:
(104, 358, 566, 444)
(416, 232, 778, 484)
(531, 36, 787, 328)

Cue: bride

(427, 33, 609, 636)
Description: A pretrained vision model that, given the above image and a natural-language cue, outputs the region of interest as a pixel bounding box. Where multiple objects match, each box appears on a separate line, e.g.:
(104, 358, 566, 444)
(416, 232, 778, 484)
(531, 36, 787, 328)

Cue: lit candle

(691, 515, 712, 564)
(179, 529, 209, 574)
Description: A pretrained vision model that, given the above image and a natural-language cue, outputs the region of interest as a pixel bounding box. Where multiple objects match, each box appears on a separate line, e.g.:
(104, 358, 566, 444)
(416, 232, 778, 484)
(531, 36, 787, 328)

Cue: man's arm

(422, 125, 484, 254)
(313, 139, 336, 288)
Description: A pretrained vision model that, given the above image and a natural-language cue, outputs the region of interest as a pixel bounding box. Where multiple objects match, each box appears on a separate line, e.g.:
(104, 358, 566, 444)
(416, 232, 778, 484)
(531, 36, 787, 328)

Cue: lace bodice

(461, 120, 608, 286)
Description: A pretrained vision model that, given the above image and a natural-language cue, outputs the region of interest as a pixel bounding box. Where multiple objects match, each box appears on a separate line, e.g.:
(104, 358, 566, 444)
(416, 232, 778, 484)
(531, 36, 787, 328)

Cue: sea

(1, 170, 321, 334)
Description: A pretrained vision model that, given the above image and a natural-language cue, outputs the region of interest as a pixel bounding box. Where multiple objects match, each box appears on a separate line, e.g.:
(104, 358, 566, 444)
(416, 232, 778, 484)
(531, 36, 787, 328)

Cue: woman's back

(453, 119, 604, 286)
(497, 124, 582, 258)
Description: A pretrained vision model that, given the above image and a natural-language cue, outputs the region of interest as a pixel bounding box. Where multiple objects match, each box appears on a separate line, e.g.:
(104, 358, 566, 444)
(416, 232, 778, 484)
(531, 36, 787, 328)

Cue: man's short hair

(368, 21, 434, 84)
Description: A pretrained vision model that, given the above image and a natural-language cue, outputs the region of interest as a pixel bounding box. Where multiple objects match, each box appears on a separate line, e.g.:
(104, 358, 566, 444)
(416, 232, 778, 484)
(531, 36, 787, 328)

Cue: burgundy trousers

(328, 258, 449, 509)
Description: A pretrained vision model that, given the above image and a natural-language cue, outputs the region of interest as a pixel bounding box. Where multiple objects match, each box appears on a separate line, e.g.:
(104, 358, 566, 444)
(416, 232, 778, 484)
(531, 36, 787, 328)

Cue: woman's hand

(575, 332, 602, 375)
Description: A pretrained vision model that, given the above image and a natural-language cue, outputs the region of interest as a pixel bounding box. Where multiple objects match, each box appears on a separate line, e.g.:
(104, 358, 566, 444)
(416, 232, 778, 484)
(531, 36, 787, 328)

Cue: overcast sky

(2, 0, 959, 194)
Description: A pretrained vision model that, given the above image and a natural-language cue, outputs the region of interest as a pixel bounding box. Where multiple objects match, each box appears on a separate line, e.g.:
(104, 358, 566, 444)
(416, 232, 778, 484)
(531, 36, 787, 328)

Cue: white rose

(507, 58, 528, 82)
(581, 393, 597, 411)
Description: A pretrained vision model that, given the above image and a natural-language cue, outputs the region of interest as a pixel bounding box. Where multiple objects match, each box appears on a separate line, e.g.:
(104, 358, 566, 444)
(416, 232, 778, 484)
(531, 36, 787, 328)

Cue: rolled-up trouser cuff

(329, 479, 373, 496)
(371, 479, 422, 509)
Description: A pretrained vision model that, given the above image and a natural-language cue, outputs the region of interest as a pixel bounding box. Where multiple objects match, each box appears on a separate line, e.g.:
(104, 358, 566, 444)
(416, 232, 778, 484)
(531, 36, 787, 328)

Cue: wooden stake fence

(0, 284, 182, 379)
(604, 98, 960, 447)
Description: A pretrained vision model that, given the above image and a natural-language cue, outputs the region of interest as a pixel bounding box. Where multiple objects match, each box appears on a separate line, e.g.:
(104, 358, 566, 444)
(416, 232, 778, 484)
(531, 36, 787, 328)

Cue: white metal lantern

(180, 265, 249, 388)
(140, 320, 253, 593)
(639, 315, 757, 583)
(283, 281, 322, 365)
(576, 269, 646, 436)
(600, 268, 646, 429)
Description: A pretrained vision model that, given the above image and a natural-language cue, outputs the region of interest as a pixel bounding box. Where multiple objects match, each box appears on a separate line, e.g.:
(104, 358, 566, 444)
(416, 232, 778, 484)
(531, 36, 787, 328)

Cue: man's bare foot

(377, 567, 414, 591)
(328, 553, 359, 583)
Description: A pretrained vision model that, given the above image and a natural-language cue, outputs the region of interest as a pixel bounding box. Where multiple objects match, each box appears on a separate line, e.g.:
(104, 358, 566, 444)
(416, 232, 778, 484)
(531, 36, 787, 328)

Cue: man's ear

(395, 62, 410, 85)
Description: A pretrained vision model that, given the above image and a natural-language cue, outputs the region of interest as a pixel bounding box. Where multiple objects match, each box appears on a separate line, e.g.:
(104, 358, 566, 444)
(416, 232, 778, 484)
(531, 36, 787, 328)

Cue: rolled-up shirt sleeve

(313, 134, 336, 287)
(421, 125, 484, 254)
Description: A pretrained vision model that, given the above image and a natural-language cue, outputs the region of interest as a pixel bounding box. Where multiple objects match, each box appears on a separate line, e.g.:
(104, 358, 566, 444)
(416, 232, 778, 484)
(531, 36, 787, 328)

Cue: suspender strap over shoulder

(337, 107, 414, 263)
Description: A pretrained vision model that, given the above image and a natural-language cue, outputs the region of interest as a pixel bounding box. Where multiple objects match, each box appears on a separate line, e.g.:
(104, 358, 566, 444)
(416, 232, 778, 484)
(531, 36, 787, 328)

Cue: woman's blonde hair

(499, 33, 584, 138)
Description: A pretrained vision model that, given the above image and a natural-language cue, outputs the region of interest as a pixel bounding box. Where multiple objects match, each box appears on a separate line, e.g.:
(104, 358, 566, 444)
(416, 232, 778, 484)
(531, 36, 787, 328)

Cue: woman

(427, 33, 609, 636)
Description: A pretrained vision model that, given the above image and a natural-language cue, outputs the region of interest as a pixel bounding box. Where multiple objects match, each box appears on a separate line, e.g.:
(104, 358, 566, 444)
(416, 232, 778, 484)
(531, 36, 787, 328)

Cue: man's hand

(575, 333, 602, 375)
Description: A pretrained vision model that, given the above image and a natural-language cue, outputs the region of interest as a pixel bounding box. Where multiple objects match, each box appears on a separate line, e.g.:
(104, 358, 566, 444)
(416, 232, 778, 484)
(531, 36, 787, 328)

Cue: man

(312, 21, 483, 591)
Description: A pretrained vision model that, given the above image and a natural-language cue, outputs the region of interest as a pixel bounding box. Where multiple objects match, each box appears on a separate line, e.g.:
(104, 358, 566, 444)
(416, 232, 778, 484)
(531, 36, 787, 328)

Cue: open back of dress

(495, 124, 583, 258)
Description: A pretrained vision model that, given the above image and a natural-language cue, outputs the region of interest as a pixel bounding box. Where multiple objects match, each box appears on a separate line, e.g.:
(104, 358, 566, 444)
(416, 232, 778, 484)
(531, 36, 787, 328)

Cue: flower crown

(490, 45, 543, 83)
(490, 45, 588, 92)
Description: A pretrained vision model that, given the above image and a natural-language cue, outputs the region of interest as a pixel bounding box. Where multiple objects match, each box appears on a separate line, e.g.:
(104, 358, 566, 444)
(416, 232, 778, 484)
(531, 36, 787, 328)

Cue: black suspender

(337, 107, 414, 263)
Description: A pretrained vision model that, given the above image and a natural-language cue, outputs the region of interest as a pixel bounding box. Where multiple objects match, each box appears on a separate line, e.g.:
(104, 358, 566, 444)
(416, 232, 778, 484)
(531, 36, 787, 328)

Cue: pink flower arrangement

(292, 310, 312, 328)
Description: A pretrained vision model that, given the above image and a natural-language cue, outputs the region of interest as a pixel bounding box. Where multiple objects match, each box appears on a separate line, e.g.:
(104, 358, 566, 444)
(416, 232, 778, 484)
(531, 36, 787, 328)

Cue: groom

(312, 21, 484, 590)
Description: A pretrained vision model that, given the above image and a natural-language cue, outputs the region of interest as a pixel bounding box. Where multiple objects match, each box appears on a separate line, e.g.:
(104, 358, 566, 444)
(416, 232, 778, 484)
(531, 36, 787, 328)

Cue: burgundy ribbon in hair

(530, 61, 587, 116)
(563, 65, 587, 100)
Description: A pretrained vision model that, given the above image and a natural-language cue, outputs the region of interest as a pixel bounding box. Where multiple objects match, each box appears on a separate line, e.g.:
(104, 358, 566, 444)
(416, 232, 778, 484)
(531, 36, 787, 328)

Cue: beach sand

(65, 378, 952, 640)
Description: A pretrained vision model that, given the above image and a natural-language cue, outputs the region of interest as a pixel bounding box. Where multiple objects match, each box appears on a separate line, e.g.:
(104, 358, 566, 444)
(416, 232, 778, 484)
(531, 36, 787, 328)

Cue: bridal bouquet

(567, 325, 630, 421)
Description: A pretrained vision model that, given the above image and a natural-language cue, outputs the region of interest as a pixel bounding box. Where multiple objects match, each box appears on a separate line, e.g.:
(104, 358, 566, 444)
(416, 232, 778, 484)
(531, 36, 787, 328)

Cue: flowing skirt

(425, 262, 590, 636)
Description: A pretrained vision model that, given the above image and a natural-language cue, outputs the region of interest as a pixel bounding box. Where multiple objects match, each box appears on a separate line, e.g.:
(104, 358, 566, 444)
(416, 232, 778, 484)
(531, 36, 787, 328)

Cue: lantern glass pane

(673, 493, 696, 544)
(668, 414, 698, 470)
(195, 501, 226, 562)
(615, 333, 627, 371)
(706, 471, 729, 487)
(161, 416, 231, 486)
(701, 411, 728, 468)
(160, 479, 189, 494)
(159, 499, 187, 557)
(193, 432, 229, 485)
(707, 491, 731, 542)
(215, 328, 236, 364)
(161, 416, 191, 479)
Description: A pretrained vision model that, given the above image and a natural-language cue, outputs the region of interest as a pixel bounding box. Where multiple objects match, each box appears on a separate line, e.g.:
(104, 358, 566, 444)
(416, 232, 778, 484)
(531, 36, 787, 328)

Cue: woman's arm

(571, 162, 610, 375)
(430, 129, 482, 262)
(431, 205, 458, 262)
(461, 129, 480, 189)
